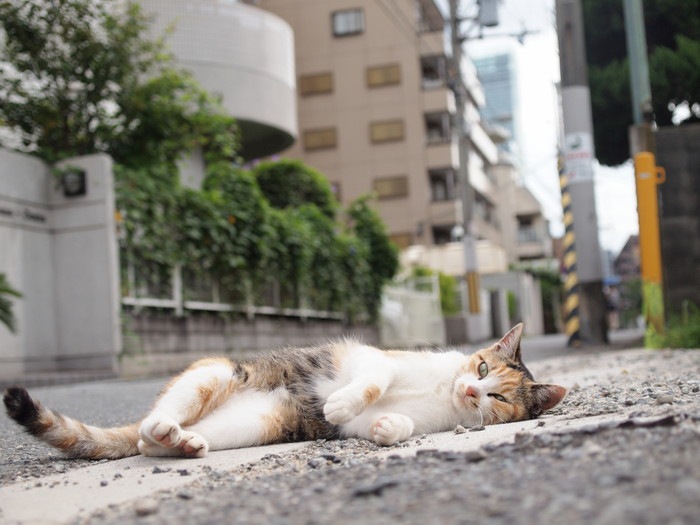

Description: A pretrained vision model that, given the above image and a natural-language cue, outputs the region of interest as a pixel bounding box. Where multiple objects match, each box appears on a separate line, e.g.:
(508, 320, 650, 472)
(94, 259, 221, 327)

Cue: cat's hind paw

(178, 431, 209, 458)
(371, 414, 414, 446)
(139, 414, 183, 448)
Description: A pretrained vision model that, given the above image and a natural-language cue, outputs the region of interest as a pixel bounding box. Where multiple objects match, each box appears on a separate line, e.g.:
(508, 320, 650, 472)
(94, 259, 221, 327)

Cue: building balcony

(422, 87, 455, 114)
(474, 215, 502, 247)
(426, 140, 459, 169)
(140, 0, 297, 160)
(418, 0, 446, 34)
(516, 226, 552, 260)
(429, 199, 462, 227)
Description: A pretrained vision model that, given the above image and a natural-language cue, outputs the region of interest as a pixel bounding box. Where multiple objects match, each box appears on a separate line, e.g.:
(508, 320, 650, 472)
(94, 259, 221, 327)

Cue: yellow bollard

(634, 152, 665, 339)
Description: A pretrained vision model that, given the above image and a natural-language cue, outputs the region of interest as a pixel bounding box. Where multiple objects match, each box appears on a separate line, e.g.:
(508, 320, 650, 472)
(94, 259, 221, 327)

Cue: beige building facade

(259, 0, 502, 251)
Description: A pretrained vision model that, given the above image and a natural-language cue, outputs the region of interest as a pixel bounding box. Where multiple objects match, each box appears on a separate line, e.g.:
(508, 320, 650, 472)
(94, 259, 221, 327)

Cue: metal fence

(120, 255, 344, 321)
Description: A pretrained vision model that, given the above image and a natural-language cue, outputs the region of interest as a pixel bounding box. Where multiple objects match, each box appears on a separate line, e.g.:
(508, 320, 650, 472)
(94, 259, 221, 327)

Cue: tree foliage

(348, 196, 400, 319)
(582, 0, 700, 165)
(253, 159, 338, 219)
(0, 273, 22, 333)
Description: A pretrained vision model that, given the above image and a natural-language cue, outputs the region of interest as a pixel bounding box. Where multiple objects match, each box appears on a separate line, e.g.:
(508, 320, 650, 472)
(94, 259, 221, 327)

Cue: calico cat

(3, 323, 565, 460)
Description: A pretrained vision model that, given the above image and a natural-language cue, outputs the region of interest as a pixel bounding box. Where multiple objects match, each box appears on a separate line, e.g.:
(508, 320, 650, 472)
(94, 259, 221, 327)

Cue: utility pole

(623, 0, 665, 338)
(448, 0, 482, 336)
(555, 0, 608, 345)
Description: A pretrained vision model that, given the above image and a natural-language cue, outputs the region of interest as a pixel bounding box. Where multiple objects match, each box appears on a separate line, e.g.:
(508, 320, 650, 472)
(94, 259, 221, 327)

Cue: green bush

(253, 159, 337, 219)
(0, 273, 22, 333)
(647, 303, 700, 349)
(118, 159, 398, 322)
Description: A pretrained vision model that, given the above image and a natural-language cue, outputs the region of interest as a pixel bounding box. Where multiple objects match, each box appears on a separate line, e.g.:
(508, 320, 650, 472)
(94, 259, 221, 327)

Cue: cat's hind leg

(183, 388, 292, 452)
(138, 430, 209, 458)
(139, 358, 236, 450)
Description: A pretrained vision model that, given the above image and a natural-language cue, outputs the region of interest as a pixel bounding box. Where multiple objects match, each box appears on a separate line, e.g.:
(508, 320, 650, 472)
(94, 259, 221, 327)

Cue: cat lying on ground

(3, 323, 566, 459)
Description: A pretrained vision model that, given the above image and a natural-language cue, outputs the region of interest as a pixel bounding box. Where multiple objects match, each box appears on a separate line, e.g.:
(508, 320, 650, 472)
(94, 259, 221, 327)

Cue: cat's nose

(465, 386, 478, 398)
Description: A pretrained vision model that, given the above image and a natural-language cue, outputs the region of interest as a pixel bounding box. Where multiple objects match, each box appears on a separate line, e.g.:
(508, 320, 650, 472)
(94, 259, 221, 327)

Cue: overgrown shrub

(0, 273, 21, 333)
(647, 302, 700, 349)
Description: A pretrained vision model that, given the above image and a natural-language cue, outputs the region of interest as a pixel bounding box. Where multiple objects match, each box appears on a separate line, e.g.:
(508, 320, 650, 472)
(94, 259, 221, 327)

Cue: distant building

(473, 51, 520, 160)
(614, 235, 641, 280)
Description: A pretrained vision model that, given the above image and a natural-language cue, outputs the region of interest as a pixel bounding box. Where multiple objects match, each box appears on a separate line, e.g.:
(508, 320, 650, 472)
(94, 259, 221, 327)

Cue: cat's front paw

(139, 414, 183, 448)
(371, 414, 414, 446)
(323, 390, 363, 425)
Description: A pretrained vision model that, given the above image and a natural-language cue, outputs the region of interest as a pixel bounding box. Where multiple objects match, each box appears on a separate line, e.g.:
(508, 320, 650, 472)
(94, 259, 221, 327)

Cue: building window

(303, 128, 337, 151)
(474, 191, 498, 228)
(332, 9, 365, 37)
(390, 233, 413, 249)
(370, 120, 404, 143)
(421, 55, 448, 89)
(425, 112, 452, 144)
(373, 175, 408, 200)
(300, 72, 333, 96)
(432, 224, 457, 245)
(367, 64, 401, 88)
(429, 168, 457, 202)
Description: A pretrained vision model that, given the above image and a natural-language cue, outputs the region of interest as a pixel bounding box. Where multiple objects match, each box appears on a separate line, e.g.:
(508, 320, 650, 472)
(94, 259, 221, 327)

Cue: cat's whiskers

(484, 406, 507, 425)
(476, 407, 484, 427)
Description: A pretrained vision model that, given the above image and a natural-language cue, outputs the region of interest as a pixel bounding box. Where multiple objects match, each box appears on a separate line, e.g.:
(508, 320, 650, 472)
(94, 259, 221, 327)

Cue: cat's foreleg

(323, 373, 392, 425)
(138, 358, 235, 450)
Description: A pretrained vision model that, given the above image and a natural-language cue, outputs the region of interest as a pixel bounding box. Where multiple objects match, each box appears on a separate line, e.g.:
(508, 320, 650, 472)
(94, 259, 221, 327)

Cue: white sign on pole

(564, 132, 594, 183)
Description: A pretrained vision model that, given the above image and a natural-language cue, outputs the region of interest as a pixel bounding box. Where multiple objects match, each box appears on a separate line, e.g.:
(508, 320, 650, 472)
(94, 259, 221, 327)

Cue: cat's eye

(489, 393, 508, 403)
(478, 362, 488, 379)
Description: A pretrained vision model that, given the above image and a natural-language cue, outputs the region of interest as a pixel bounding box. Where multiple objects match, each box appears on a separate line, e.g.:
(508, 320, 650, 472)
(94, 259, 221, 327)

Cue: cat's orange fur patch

(363, 384, 381, 405)
(260, 404, 294, 444)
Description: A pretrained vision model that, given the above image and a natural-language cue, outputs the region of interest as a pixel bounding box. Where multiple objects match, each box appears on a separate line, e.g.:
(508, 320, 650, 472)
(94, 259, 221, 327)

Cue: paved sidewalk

(1, 343, 697, 524)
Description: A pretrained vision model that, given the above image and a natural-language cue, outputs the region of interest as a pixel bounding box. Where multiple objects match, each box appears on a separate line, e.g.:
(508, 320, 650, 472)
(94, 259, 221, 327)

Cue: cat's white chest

(321, 348, 467, 437)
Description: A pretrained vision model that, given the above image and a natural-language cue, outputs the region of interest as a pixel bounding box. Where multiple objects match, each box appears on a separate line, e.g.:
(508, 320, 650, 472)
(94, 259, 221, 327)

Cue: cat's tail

(3, 386, 140, 460)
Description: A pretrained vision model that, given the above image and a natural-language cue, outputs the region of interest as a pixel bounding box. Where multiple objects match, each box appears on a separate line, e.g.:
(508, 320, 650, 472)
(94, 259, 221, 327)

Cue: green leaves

(582, 0, 700, 166)
(253, 159, 338, 219)
(0, 273, 22, 333)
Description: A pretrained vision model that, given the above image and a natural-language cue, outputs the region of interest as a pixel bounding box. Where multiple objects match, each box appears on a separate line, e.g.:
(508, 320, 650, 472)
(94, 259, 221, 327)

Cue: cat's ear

(531, 384, 567, 413)
(495, 323, 524, 360)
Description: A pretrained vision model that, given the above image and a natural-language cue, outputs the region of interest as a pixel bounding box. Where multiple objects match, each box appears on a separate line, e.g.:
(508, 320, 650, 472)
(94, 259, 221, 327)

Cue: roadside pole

(633, 153, 665, 336)
(623, 0, 665, 342)
(555, 0, 608, 345)
(448, 0, 482, 332)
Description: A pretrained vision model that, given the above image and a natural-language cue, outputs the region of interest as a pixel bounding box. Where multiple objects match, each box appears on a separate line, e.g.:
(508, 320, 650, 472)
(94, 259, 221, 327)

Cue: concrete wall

(120, 312, 379, 377)
(0, 150, 121, 380)
(656, 123, 700, 313)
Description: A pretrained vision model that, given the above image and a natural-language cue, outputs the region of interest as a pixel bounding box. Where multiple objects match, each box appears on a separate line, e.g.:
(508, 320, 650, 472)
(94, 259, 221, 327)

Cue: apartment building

(259, 0, 503, 252)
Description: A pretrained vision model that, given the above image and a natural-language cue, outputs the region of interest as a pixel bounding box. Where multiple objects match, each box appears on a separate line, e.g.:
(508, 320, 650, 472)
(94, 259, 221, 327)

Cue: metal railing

(121, 261, 344, 321)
